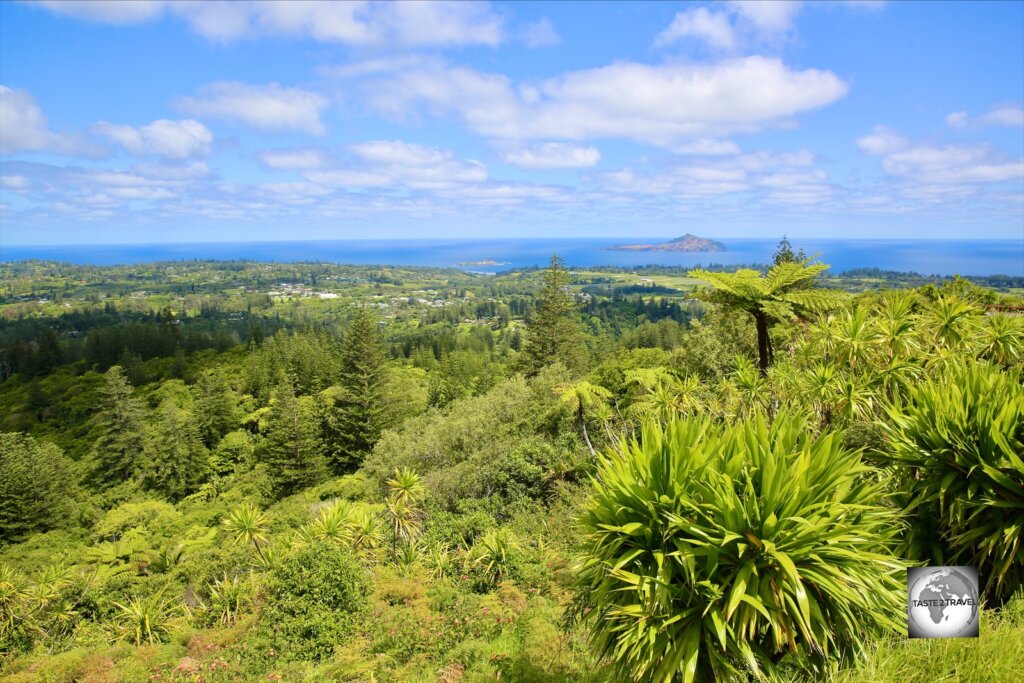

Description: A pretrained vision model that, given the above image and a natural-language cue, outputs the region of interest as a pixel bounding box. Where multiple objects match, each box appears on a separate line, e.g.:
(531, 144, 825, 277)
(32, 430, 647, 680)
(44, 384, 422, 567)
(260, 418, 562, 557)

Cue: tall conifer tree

(325, 307, 388, 472)
(147, 401, 210, 501)
(261, 381, 327, 497)
(521, 255, 583, 375)
(90, 365, 147, 488)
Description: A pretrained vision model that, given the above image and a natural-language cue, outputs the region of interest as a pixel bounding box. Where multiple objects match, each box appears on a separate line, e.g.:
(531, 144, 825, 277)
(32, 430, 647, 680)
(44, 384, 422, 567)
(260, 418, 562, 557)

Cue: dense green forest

(1, 245, 1022, 682)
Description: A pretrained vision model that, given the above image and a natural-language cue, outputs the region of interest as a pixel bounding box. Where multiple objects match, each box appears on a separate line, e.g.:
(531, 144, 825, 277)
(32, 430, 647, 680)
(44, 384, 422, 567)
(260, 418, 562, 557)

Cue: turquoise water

(1, 238, 1022, 276)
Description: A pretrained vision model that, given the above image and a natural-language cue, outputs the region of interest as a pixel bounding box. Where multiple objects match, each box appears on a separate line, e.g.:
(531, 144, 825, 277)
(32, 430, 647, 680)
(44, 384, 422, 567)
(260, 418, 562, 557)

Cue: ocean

(1, 238, 1022, 277)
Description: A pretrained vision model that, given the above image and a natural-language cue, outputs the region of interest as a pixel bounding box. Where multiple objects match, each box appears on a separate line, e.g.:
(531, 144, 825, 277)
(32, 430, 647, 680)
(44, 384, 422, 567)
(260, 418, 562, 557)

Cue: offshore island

(605, 233, 727, 252)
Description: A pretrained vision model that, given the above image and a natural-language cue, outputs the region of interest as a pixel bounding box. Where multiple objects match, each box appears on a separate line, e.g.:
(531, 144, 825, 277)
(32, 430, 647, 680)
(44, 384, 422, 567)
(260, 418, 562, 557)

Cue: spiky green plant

(386, 467, 425, 506)
(394, 541, 421, 578)
(312, 499, 355, 544)
(881, 359, 1024, 600)
(111, 590, 183, 646)
(470, 528, 518, 589)
(978, 313, 1024, 367)
(625, 369, 704, 424)
(204, 572, 248, 626)
(922, 296, 979, 351)
(349, 508, 385, 552)
(575, 413, 905, 683)
(223, 502, 270, 567)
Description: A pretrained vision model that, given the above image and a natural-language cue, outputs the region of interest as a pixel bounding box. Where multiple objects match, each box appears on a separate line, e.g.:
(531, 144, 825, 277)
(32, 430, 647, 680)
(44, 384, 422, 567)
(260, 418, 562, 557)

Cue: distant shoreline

(1, 238, 1020, 277)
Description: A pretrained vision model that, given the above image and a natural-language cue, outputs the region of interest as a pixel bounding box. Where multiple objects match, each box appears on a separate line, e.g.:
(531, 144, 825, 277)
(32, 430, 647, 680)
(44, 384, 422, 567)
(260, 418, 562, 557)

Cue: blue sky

(1, 0, 1022, 245)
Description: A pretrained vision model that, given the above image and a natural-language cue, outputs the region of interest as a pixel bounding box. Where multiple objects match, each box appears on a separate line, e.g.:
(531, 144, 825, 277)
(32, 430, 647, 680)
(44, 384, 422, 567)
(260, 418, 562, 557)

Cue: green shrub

(576, 413, 905, 682)
(881, 359, 1024, 601)
(260, 542, 369, 661)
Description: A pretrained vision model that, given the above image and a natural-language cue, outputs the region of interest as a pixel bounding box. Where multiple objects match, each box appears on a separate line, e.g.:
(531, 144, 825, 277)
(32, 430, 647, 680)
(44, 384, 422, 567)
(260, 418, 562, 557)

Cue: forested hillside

(1, 247, 1022, 682)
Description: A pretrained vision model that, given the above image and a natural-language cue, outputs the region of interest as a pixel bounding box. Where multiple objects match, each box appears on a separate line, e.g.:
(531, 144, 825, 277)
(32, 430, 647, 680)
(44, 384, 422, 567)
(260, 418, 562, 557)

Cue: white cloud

(259, 148, 329, 170)
(175, 82, 328, 135)
(503, 143, 601, 169)
(93, 119, 212, 159)
(883, 146, 1024, 184)
(857, 125, 907, 155)
(947, 105, 1024, 129)
(946, 111, 969, 129)
(31, 1, 505, 46)
(520, 18, 561, 48)
(34, 0, 165, 24)
(980, 105, 1024, 127)
(592, 148, 829, 203)
(729, 1, 802, 36)
(305, 140, 488, 190)
(349, 139, 450, 166)
(0, 174, 30, 189)
(655, 8, 735, 49)
(0, 85, 92, 155)
(674, 139, 741, 155)
(345, 56, 847, 146)
(857, 124, 1024, 209)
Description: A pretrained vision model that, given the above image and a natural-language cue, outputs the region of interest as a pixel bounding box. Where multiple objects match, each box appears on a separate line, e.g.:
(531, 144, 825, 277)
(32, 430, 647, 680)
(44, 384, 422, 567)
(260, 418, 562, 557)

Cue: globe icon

(907, 566, 980, 638)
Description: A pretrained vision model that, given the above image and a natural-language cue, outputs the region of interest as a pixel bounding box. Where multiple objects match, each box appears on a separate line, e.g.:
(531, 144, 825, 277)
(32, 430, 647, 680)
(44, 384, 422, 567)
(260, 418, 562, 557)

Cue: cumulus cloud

(520, 18, 561, 48)
(883, 146, 1024, 184)
(674, 139, 741, 155)
(31, 0, 505, 47)
(947, 105, 1024, 129)
(502, 143, 601, 169)
(343, 56, 847, 146)
(857, 125, 908, 155)
(0, 85, 96, 156)
(175, 82, 328, 135)
(730, 0, 803, 36)
(259, 148, 329, 170)
(34, 0, 165, 24)
(655, 7, 735, 49)
(655, 1, 881, 51)
(592, 148, 830, 205)
(856, 124, 1024, 209)
(93, 119, 212, 159)
(305, 140, 488, 190)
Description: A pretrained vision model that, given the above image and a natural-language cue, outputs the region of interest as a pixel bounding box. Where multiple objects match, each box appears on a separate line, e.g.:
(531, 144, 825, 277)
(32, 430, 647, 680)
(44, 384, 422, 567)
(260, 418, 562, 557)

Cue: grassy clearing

(836, 596, 1024, 683)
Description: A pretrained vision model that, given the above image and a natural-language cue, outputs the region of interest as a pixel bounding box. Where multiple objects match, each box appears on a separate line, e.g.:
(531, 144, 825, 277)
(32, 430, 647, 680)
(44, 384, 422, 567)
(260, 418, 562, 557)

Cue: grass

(836, 595, 1024, 683)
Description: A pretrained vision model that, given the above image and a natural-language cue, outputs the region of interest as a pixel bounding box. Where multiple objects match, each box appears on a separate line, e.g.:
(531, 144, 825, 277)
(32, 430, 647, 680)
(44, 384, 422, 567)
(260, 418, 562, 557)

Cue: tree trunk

(754, 312, 773, 376)
(579, 406, 596, 457)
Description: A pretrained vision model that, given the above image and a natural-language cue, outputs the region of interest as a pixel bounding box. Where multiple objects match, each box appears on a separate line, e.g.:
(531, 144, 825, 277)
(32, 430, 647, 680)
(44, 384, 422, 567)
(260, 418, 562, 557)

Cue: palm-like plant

(624, 369, 704, 424)
(222, 502, 270, 567)
(349, 508, 385, 552)
(575, 413, 905, 683)
(387, 496, 422, 551)
(880, 359, 1024, 600)
(470, 528, 518, 589)
(689, 262, 846, 374)
(833, 306, 882, 370)
(720, 357, 769, 418)
(0, 564, 22, 640)
(875, 290, 921, 364)
(311, 499, 355, 545)
(796, 362, 839, 427)
(386, 467, 426, 507)
(978, 313, 1024, 366)
(923, 296, 979, 351)
(112, 590, 183, 646)
(554, 381, 613, 455)
(205, 572, 248, 626)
